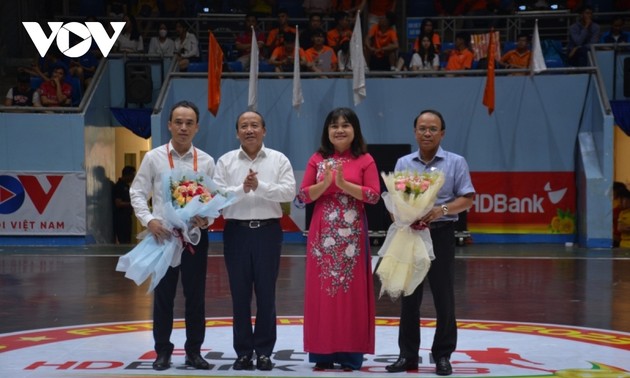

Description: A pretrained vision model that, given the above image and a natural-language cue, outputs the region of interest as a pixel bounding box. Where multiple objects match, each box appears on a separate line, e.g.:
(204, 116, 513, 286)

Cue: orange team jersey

(500, 49, 531, 68)
(369, 0, 395, 16)
(266, 26, 297, 49)
(327, 28, 353, 50)
(271, 45, 307, 63)
(445, 48, 474, 70)
(368, 24, 398, 57)
(413, 33, 441, 52)
(304, 45, 338, 70)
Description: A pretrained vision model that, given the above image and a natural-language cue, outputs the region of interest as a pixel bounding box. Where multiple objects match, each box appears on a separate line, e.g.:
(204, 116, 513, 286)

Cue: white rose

(323, 237, 336, 247)
(345, 244, 356, 257)
(344, 210, 357, 223)
(338, 228, 351, 237)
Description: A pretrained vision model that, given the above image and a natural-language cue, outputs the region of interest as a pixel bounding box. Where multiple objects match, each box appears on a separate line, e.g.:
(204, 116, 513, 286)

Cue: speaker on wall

(125, 62, 153, 105)
(304, 144, 412, 234)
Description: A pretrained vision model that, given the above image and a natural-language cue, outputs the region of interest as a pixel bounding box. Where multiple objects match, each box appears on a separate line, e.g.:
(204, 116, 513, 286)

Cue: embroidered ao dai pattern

(299, 150, 380, 355)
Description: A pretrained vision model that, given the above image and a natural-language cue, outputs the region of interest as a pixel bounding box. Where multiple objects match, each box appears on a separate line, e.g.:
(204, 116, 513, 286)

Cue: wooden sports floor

(1, 242, 629, 377)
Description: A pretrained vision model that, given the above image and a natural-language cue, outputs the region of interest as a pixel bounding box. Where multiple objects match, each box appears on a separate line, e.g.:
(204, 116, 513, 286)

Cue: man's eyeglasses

(416, 127, 441, 134)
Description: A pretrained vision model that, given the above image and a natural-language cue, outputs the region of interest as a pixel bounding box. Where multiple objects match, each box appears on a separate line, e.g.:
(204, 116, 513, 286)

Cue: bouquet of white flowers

(375, 169, 444, 299)
(116, 169, 237, 292)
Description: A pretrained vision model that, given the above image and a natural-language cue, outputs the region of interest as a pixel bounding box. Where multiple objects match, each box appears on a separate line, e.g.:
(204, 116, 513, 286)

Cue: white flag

(350, 10, 366, 106)
(248, 26, 259, 110)
(293, 25, 304, 111)
(530, 19, 547, 74)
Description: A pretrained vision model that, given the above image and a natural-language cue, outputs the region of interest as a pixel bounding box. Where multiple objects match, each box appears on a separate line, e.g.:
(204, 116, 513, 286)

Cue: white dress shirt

(214, 145, 296, 220)
(148, 37, 175, 56)
(174, 32, 199, 59)
(130, 142, 215, 227)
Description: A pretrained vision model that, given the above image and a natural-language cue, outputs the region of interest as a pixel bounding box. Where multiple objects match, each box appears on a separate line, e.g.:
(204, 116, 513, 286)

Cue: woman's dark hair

(420, 18, 435, 35)
(169, 100, 199, 123)
(318, 107, 367, 158)
(417, 33, 436, 66)
(126, 14, 141, 41)
(413, 109, 446, 130)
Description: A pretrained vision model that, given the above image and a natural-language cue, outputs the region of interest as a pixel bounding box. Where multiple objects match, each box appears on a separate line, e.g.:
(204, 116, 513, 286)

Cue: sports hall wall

(0, 56, 615, 247)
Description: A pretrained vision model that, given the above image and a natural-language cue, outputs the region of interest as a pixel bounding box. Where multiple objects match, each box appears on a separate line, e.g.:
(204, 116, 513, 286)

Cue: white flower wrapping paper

(375, 170, 445, 300)
(116, 169, 238, 293)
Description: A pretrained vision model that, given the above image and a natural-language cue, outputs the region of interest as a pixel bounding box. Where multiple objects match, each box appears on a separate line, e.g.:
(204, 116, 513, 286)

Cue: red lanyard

(166, 143, 198, 172)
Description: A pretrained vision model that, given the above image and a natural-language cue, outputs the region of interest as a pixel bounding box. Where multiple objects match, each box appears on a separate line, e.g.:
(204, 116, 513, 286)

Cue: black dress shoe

(185, 353, 210, 370)
(233, 355, 254, 370)
(256, 355, 273, 371)
(436, 356, 453, 376)
(385, 356, 418, 373)
(314, 362, 335, 371)
(152, 352, 171, 370)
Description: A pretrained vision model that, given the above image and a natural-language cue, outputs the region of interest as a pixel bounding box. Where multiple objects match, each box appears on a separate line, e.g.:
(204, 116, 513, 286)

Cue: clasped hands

(321, 163, 348, 190)
(243, 168, 258, 193)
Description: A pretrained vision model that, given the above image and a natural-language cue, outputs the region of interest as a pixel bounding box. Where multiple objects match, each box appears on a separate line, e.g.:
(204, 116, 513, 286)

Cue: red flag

(207, 31, 224, 116)
(482, 29, 496, 115)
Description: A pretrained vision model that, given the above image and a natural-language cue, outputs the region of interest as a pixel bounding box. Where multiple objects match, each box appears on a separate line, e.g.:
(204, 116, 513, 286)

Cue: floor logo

(1, 317, 629, 377)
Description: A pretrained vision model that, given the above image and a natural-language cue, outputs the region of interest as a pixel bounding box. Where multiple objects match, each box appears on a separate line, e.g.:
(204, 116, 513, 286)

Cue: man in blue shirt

(385, 109, 475, 376)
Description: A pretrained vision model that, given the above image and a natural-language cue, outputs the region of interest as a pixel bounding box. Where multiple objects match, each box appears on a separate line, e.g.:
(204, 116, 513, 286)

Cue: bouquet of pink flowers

(116, 169, 237, 292)
(375, 169, 444, 299)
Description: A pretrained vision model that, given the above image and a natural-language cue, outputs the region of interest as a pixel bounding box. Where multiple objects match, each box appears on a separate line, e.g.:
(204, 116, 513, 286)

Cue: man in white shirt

(174, 20, 200, 71)
(213, 110, 296, 372)
(129, 100, 214, 371)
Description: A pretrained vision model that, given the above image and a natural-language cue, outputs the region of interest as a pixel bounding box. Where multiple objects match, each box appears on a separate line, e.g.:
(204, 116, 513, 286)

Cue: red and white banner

(0, 172, 86, 235)
(468, 172, 576, 234)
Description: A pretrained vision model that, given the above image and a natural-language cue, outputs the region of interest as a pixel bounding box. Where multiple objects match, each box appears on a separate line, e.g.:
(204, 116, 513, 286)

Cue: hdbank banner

(0, 172, 86, 235)
(468, 172, 576, 234)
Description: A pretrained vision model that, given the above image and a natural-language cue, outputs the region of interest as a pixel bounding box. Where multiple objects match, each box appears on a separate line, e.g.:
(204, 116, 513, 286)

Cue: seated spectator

(327, 11, 353, 51)
(337, 37, 369, 72)
(305, 28, 339, 73)
(413, 18, 441, 53)
(174, 20, 200, 71)
(235, 14, 266, 71)
(116, 14, 144, 53)
(499, 33, 531, 69)
(38, 65, 73, 107)
(265, 8, 297, 58)
(365, 11, 399, 71)
(445, 32, 474, 71)
(148, 22, 176, 56)
(269, 32, 308, 73)
(21, 47, 69, 82)
(567, 5, 600, 67)
(601, 16, 629, 44)
(300, 12, 325, 50)
(409, 34, 440, 71)
(4, 71, 41, 107)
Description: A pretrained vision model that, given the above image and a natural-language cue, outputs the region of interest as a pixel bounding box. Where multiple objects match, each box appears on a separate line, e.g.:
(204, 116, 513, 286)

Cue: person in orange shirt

(327, 11, 353, 51)
(305, 29, 339, 74)
(265, 8, 296, 57)
(445, 32, 474, 71)
(365, 12, 399, 71)
(269, 32, 308, 73)
(367, 0, 396, 28)
(413, 18, 441, 53)
(499, 33, 531, 70)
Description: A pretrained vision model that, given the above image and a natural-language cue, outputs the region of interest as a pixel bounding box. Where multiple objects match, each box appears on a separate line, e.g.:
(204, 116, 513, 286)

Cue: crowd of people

(4, 2, 628, 108)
